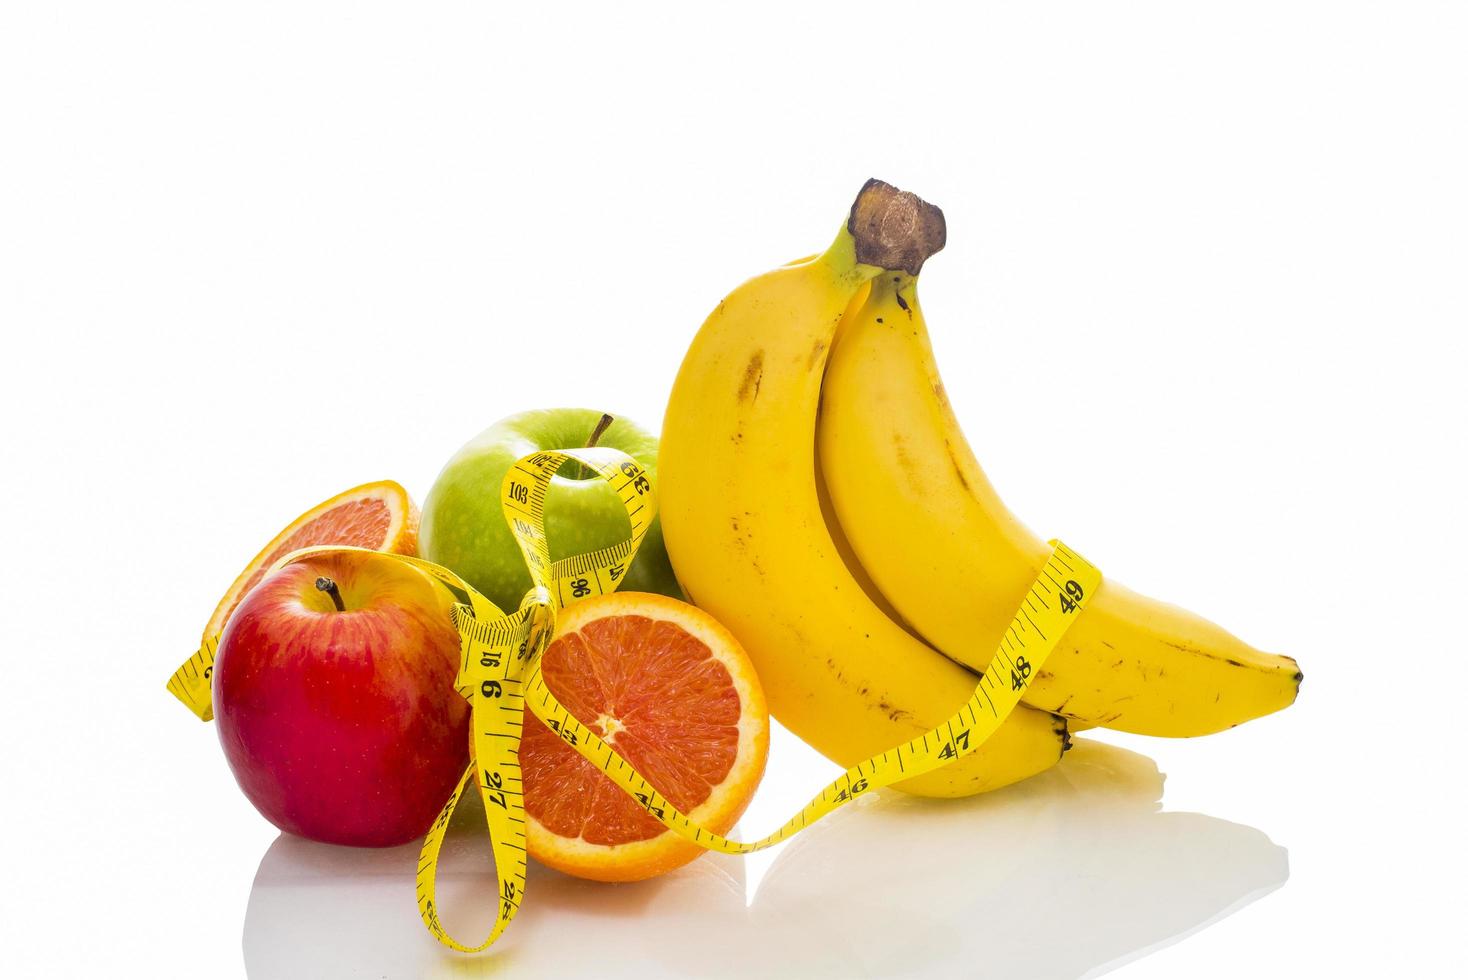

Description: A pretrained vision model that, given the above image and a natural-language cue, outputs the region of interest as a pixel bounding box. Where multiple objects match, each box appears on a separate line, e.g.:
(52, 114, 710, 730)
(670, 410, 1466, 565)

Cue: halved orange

(201, 480, 420, 642)
(522, 592, 769, 882)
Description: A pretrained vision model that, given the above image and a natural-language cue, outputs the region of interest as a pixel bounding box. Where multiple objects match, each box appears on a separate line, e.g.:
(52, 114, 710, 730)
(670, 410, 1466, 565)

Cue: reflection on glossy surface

(242, 741, 1287, 978)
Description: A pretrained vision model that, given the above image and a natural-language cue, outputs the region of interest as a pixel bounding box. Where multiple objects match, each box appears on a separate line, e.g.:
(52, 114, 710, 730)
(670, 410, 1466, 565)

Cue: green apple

(421, 409, 683, 614)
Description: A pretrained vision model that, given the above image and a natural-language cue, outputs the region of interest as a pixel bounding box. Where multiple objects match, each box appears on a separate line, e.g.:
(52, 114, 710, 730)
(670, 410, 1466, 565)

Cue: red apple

(214, 551, 469, 847)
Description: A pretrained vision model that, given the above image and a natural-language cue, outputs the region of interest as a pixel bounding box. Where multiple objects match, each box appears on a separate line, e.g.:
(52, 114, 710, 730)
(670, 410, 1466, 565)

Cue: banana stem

(846, 179, 946, 276)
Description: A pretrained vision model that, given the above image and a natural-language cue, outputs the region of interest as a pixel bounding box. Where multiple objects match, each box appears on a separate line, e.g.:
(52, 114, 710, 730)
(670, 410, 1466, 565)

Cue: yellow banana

(818, 273, 1301, 736)
(659, 180, 1068, 798)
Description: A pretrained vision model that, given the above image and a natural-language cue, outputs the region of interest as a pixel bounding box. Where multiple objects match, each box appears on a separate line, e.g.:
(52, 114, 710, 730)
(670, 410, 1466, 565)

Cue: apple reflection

(243, 740, 1286, 978)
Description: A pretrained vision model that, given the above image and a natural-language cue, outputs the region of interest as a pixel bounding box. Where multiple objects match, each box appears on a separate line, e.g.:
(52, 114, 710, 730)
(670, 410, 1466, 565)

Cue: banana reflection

(243, 741, 1286, 978)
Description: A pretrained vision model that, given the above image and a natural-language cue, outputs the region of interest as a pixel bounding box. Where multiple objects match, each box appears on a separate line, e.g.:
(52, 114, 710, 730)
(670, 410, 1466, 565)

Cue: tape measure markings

(497, 527, 1096, 860)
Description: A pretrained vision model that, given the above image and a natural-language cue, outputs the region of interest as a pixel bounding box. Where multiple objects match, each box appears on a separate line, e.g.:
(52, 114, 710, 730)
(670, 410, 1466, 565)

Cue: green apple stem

(567, 412, 616, 478)
(585, 413, 615, 449)
(315, 577, 346, 612)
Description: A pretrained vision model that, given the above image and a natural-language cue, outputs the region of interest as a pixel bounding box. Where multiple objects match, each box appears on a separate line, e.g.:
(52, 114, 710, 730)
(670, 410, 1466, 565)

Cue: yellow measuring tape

(167, 447, 1101, 953)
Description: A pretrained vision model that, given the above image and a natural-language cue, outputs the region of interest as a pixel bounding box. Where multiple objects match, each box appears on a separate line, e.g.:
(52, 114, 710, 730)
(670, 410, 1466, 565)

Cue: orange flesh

(522, 615, 743, 846)
(218, 497, 393, 627)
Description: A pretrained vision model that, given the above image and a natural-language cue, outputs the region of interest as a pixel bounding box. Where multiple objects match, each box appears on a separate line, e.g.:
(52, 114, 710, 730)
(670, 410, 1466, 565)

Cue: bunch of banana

(818, 247, 1302, 738)
(660, 179, 1299, 798)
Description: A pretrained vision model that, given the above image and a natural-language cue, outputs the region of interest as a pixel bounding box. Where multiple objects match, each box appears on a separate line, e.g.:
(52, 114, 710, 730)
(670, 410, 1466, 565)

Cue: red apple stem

(315, 577, 346, 612)
(585, 413, 615, 449)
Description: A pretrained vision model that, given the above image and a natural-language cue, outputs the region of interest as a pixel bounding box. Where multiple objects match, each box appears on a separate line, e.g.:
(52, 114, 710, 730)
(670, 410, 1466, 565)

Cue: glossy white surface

(242, 739, 1288, 979)
(3, 2, 1465, 976)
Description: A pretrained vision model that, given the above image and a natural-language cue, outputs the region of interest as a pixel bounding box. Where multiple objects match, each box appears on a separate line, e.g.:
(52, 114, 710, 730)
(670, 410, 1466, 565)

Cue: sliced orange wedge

(201, 480, 420, 642)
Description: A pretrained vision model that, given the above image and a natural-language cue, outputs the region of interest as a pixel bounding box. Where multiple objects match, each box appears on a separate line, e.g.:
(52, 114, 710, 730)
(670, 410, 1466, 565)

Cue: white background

(3, 1, 1465, 976)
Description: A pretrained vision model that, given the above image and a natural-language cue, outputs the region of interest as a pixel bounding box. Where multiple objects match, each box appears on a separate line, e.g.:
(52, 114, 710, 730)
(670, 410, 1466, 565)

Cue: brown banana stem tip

(847, 178, 947, 275)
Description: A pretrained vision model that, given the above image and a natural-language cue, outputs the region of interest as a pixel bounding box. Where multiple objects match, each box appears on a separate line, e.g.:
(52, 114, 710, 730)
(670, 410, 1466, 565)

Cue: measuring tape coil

(167, 447, 1100, 952)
